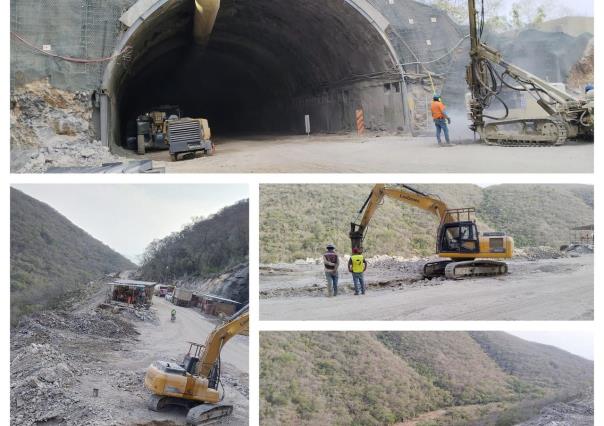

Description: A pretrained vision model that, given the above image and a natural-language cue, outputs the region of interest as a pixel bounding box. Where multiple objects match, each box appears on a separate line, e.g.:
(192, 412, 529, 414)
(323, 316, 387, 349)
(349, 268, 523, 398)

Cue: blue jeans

(352, 273, 365, 294)
(325, 272, 339, 296)
(434, 119, 450, 144)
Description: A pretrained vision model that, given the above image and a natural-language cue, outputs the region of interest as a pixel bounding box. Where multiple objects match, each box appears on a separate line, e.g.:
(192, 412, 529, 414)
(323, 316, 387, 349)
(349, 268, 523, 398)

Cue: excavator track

(186, 403, 233, 425)
(482, 118, 568, 147)
(423, 260, 453, 279)
(147, 395, 195, 411)
(147, 395, 233, 425)
(444, 260, 508, 280)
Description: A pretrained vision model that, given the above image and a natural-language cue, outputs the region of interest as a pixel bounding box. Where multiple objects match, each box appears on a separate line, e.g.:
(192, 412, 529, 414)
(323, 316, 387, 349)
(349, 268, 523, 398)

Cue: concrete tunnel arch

(100, 0, 410, 150)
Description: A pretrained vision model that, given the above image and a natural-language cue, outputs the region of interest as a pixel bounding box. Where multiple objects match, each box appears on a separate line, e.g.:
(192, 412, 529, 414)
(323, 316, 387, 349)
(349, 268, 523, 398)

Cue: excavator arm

(197, 305, 249, 379)
(350, 184, 450, 250)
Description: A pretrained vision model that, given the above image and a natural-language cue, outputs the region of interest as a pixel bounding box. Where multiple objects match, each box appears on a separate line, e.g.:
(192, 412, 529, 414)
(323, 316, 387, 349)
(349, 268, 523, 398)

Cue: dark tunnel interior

(115, 0, 398, 146)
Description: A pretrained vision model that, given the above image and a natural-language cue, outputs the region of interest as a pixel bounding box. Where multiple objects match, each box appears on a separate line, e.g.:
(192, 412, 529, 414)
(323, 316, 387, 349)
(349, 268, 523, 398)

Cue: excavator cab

(437, 208, 480, 255)
(183, 342, 204, 374)
(438, 220, 480, 254)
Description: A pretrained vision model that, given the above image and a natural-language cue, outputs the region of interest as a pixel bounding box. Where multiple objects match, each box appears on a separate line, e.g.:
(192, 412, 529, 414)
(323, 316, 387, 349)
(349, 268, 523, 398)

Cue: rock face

(10, 79, 123, 173)
(174, 263, 249, 306)
(567, 38, 594, 90)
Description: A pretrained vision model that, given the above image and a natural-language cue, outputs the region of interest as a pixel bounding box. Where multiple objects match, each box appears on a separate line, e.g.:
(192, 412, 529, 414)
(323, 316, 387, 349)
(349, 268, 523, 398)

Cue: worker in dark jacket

(431, 94, 452, 145)
(323, 243, 340, 296)
(348, 247, 368, 295)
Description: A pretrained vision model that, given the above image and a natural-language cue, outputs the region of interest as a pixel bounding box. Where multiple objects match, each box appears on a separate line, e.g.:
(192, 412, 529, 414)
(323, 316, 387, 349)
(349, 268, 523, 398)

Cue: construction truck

(144, 305, 249, 424)
(350, 184, 514, 279)
(466, 0, 594, 146)
(135, 105, 214, 161)
(173, 288, 194, 307)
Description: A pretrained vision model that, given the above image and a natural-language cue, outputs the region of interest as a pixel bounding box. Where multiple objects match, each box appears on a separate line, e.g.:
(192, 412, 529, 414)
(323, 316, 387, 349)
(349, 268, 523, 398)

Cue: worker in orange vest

(431, 94, 452, 146)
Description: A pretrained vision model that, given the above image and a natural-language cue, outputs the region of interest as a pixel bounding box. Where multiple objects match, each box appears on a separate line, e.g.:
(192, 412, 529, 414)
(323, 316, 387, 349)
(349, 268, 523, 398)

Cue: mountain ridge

(11, 188, 136, 323)
(260, 331, 593, 425)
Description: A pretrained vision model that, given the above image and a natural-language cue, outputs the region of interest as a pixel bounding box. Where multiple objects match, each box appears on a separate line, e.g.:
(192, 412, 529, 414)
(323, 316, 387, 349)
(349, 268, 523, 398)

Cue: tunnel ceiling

(113, 0, 400, 136)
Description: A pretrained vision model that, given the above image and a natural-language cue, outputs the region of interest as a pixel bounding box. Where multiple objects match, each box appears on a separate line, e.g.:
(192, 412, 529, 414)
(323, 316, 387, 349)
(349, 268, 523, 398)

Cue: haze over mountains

(260, 184, 593, 263)
(260, 331, 593, 425)
(10, 188, 135, 323)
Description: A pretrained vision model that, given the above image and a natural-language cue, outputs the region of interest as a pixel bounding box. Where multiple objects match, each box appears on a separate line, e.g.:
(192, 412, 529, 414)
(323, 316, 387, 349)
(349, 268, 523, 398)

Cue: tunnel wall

(252, 81, 406, 134)
(10, 0, 135, 90)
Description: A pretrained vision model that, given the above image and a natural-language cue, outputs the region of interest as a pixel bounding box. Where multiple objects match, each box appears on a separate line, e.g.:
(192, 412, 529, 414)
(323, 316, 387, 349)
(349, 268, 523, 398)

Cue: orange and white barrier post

(355, 109, 365, 136)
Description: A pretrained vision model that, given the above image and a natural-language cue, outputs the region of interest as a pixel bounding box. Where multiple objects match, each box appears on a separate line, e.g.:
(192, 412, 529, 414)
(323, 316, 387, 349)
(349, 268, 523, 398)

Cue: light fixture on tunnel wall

(305, 115, 311, 136)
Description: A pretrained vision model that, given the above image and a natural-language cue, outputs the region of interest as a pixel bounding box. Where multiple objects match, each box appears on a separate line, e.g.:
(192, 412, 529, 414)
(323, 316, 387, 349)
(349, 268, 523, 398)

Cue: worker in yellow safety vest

(348, 247, 368, 295)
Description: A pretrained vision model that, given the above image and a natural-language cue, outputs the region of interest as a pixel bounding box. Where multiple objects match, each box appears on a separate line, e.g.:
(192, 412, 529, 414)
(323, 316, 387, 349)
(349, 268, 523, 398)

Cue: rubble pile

(124, 306, 159, 323)
(10, 307, 140, 425)
(514, 246, 566, 260)
(561, 244, 594, 256)
(222, 372, 250, 398)
(368, 255, 427, 277)
(518, 397, 594, 426)
(15, 309, 139, 341)
(10, 79, 123, 173)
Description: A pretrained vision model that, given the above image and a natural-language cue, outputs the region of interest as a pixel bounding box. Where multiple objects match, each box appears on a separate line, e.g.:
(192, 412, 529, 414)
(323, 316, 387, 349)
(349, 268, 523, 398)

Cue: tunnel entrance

(102, 0, 408, 150)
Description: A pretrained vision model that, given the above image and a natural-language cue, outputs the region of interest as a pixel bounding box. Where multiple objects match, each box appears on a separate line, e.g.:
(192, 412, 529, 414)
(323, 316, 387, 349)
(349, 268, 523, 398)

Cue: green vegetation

(10, 188, 135, 324)
(260, 331, 593, 426)
(139, 200, 248, 281)
(259, 184, 593, 263)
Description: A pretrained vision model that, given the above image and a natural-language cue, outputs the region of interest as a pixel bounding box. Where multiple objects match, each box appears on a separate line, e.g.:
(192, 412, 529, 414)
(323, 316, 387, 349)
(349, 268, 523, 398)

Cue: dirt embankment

(10, 79, 123, 173)
(260, 251, 593, 321)
(10, 282, 249, 425)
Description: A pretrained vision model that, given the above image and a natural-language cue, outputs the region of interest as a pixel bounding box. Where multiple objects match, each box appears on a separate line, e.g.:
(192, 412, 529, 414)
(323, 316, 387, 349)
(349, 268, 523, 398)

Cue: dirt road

(140, 134, 593, 173)
(75, 297, 249, 425)
(260, 255, 593, 321)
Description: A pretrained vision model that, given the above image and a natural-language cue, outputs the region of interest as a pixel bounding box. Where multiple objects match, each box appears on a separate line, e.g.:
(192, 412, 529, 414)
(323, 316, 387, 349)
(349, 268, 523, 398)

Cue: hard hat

(433, 94, 441, 101)
(585, 83, 594, 93)
(352, 247, 361, 254)
(326, 243, 336, 250)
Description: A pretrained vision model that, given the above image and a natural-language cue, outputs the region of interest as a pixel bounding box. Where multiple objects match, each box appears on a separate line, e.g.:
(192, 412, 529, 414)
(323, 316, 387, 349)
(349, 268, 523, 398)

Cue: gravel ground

(11, 287, 249, 425)
(260, 253, 593, 321)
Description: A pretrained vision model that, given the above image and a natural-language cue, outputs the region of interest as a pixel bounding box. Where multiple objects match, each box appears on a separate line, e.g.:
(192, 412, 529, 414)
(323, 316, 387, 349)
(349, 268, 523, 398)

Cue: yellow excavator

(144, 304, 249, 424)
(349, 184, 514, 279)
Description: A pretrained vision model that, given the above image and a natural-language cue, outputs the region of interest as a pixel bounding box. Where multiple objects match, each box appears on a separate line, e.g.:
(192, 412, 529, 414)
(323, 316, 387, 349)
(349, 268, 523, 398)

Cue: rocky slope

(10, 79, 123, 173)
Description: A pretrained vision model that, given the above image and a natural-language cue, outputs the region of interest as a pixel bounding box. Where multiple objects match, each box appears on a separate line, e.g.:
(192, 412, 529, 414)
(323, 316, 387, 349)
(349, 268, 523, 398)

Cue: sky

(13, 184, 248, 264)
(508, 331, 594, 360)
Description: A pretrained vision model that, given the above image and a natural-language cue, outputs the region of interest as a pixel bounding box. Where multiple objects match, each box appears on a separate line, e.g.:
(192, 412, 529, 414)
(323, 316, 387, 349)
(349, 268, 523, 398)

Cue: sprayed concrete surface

(259, 255, 593, 321)
(143, 134, 594, 173)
